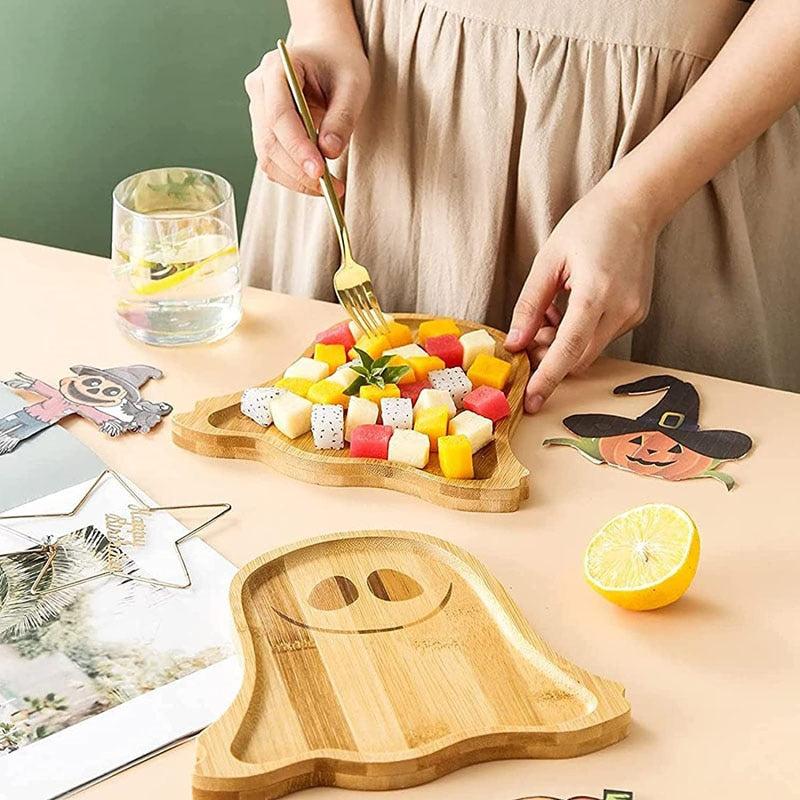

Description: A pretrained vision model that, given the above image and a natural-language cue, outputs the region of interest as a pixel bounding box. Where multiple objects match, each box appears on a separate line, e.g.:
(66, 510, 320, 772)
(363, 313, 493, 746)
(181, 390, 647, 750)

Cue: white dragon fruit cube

(311, 404, 345, 450)
(283, 357, 329, 383)
(380, 397, 413, 430)
(345, 396, 379, 441)
(388, 429, 430, 469)
(383, 343, 427, 359)
(271, 392, 313, 439)
(449, 410, 494, 453)
(429, 367, 473, 409)
(459, 329, 496, 370)
(240, 387, 285, 427)
(414, 388, 456, 419)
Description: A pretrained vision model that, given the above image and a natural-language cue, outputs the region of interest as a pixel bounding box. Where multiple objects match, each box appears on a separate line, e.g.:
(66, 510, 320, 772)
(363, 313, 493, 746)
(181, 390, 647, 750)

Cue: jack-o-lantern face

(598, 430, 714, 481)
(263, 538, 453, 635)
(59, 375, 127, 407)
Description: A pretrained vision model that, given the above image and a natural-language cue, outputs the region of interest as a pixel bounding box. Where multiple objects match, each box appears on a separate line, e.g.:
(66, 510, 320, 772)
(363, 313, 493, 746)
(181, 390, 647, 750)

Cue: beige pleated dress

(242, 0, 800, 393)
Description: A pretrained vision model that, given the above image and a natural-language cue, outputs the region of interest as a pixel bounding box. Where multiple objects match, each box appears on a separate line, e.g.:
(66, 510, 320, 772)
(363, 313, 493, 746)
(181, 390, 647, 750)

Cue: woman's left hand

(505, 173, 661, 414)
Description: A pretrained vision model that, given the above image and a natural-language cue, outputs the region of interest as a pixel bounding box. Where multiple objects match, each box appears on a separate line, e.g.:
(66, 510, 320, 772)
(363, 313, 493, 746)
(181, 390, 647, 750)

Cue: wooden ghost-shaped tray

(193, 531, 630, 799)
(172, 315, 530, 513)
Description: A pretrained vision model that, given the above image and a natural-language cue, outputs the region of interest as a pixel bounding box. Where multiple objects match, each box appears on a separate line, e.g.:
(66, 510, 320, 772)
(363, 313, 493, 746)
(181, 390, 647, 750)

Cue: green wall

(0, 1, 289, 256)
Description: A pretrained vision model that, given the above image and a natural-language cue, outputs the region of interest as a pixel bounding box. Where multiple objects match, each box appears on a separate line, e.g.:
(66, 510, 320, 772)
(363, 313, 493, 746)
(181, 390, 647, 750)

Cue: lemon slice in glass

(131, 234, 238, 295)
(584, 503, 700, 611)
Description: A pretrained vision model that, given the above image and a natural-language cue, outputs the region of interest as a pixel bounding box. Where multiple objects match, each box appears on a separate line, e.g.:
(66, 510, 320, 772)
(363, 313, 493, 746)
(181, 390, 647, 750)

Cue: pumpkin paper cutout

(0, 364, 172, 454)
(192, 530, 630, 799)
(543, 375, 752, 490)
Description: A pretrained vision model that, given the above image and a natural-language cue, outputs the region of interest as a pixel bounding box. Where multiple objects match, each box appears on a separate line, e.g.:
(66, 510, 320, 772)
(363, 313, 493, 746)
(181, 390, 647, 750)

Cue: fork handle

(277, 39, 353, 262)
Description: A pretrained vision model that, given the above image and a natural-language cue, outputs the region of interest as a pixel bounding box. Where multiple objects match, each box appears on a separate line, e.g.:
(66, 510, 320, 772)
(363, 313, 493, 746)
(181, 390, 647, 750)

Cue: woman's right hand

(244, 37, 370, 197)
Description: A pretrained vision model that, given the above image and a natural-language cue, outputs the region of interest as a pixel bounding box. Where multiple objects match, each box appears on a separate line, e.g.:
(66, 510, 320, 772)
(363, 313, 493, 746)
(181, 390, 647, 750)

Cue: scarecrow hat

(563, 375, 752, 460)
(70, 364, 163, 403)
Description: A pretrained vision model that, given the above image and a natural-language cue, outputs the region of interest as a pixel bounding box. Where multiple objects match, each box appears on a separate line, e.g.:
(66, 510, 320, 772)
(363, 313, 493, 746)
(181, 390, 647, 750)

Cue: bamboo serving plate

(172, 315, 530, 512)
(192, 530, 630, 800)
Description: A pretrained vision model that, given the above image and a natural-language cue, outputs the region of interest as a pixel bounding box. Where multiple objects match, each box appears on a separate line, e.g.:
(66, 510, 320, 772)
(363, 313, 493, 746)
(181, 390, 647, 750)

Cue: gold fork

(277, 39, 390, 338)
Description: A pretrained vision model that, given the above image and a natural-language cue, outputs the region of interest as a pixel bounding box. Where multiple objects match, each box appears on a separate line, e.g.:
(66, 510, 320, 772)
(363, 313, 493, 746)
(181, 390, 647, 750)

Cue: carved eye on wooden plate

(308, 575, 359, 610)
(367, 569, 423, 602)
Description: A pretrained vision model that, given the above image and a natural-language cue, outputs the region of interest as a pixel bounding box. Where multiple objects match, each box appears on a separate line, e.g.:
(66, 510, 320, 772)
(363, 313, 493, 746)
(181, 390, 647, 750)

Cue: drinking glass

(111, 167, 242, 346)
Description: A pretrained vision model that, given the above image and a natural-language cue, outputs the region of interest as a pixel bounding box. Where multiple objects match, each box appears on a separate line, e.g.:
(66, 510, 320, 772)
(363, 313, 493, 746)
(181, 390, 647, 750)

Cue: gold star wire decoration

(0, 470, 231, 596)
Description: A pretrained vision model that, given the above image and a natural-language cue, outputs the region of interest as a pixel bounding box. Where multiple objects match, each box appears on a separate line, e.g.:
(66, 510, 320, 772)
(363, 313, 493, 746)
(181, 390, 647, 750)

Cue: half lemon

(584, 503, 700, 611)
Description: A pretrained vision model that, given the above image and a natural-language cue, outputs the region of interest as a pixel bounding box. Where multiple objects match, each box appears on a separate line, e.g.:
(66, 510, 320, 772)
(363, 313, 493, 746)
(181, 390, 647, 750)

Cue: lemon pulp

(584, 503, 700, 611)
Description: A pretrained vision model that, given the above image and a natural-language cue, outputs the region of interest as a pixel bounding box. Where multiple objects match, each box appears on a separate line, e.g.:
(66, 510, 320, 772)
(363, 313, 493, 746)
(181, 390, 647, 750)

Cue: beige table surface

(2, 237, 798, 800)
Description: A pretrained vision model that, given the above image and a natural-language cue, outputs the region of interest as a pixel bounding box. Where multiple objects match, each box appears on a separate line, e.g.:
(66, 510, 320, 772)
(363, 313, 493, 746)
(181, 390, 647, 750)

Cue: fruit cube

(349, 334, 391, 361)
(275, 377, 314, 398)
(380, 397, 413, 429)
(359, 383, 401, 403)
(314, 321, 356, 351)
(408, 355, 446, 382)
(240, 387, 285, 427)
(429, 367, 473, 409)
(467, 353, 512, 390)
(399, 379, 431, 405)
(388, 429, 431, 469)
(284, 357, 329, 383)
(313, 343, 347, 374)
(349, 424, 393, 459)
(387, 355, 415, 384)
(438, 434, 474, 479)
(386, 322, 414, 348)
(348, 314, 394, 340)
(327, 364, 360, 390)
(307, 379, 349, 407)
(417, 318, 461, 345)
(459, 329, 496, 370)
(413, 405, 449, 451)
(449, 410, 493, 454)
(311, 404, 344, 450)
(423, 334, 463, 369)
(384, 343, 428, 359)
(463, 385, 511, 424)
(344, 396, 379, 441)
(414, 388, 456, 419)
(271, 392, 313, 439)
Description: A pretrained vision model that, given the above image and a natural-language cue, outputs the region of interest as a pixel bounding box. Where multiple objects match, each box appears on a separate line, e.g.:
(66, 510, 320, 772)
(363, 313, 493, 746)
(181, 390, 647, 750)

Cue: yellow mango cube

(307, 379, 349, 407)
(386, 322, 414, 348)
(407, 355, 446, 382)
(349, 334, 391, 361)
(275, 377, 314, 398)
(388, 355, 415, 385)
(313, 343, 346, 374)
(418, 318, 460, 345)
(437, 434, 474, 479)
(359, 383, 401, 403)
(467, 353, 512, 390)
(413, 406, 450, 452)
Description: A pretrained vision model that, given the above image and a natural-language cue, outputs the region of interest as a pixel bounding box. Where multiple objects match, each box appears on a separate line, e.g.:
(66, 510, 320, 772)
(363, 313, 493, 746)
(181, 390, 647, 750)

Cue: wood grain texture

(193, 530, 630, 800)
(172, 315, 530, 512)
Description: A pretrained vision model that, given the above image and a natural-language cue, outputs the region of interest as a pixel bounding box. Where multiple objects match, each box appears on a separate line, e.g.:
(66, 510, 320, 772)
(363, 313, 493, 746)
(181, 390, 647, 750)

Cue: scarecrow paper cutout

(0, 364, 172, 454)
(544, 375, 752, 490)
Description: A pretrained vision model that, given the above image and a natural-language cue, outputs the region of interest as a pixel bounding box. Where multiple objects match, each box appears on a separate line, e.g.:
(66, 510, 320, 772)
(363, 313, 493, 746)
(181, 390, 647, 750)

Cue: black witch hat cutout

(544, 375, 753, 490)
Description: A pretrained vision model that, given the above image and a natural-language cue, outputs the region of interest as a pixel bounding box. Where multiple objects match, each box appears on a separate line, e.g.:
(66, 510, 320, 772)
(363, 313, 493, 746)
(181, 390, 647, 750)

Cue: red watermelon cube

(399, 379, 431, 405)
(423, 334, 463, 369)
(349, 424, 393, 459)
(314, 321, 356, 350)
(462, 385, 511, 425)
